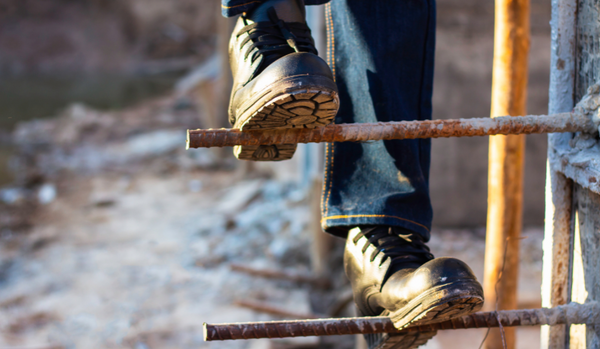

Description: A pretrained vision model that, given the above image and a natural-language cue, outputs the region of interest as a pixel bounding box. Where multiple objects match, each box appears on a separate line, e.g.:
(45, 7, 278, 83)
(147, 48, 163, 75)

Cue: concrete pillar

(543, 0, 600, 347)
(541, 0, 577, 347)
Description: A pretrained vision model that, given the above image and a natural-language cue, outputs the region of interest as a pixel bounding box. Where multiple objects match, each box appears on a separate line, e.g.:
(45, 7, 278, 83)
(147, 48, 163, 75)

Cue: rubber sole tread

(367, 296, 483, 349)
(234, 89, 339, 161)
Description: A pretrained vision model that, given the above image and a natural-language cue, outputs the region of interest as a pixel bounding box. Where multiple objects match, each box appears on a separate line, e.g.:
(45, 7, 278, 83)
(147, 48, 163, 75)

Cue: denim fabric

(221, 0, 329, 17)
(321, 0, 436, 241)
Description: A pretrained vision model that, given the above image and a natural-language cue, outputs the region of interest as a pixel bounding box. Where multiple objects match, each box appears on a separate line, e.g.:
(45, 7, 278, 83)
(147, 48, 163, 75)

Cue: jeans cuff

(221, 0, 331, 17)
(321, 214, 431, 241)
(221, 0, 264, 17)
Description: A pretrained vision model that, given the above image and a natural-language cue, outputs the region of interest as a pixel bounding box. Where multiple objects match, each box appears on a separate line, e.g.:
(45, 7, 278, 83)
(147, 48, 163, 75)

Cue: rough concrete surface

(570, 184, 600, 348)
(0, 0, 218, 75)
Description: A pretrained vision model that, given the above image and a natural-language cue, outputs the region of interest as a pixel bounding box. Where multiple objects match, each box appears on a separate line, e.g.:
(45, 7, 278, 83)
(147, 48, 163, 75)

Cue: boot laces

(237, 7, 317, 68)
(353, 226, 434, 268)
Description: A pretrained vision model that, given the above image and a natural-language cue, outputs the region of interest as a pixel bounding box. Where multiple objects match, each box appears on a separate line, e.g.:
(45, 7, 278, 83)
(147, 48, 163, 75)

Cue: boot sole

(366, 280, 483, 349)
(389, 280, 484, 328)
(233, 76, 339, 161)
(365, 330, 438, 349)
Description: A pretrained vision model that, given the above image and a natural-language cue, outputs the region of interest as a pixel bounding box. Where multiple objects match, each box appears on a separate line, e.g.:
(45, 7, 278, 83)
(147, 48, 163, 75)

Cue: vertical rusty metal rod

(541, 0, 578, 347)
(483, 0, 530, 348)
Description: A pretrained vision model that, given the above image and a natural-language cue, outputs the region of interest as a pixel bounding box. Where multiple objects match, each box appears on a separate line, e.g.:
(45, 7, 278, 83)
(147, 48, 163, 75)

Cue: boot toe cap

(260, 52, 335, 81)
(410, 257, 479, 289)
(238, 52, 335, 98)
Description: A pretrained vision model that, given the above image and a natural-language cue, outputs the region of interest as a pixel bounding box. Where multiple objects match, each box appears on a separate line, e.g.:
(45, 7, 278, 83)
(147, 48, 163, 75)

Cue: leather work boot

(344, 226, 484, 348)
(228, 0, 339, 161)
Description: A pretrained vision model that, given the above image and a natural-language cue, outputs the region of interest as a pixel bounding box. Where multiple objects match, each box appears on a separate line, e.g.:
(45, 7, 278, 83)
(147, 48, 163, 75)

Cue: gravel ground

(0, 100, 544, 349)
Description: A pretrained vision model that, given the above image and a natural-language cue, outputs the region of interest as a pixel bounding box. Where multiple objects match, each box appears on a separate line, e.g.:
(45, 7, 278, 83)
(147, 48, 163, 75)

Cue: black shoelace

(354, 226, 434, 275)
(237, 7, 317, 72)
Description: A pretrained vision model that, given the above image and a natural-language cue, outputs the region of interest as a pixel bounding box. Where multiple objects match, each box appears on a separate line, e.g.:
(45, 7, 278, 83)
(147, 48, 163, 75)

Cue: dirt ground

(0, 97, 544, 349)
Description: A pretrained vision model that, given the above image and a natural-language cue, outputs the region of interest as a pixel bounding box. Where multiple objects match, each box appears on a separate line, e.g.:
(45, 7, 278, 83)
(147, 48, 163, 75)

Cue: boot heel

(365, 329, 438, 349)
(234, 143, 297, 161)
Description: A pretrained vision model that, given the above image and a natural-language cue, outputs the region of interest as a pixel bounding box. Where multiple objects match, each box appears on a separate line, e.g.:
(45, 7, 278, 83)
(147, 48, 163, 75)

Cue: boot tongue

(238, 0, 314, 80)
(246, 0, 305, 23)
(382, 233, 427, 283)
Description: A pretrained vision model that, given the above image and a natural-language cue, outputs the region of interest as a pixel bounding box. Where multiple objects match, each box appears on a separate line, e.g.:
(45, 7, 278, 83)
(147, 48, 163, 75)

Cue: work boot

(344, 226, 483, 346)
(228, 0, 339, 161)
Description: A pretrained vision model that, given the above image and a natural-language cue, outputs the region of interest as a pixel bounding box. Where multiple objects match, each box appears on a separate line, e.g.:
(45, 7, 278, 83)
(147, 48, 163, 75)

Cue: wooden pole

(482, 0, 530, 348)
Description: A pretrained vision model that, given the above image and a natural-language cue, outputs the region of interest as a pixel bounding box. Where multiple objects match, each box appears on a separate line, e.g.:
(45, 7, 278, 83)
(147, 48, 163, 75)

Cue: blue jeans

(223, 0, 436, 241)
(221, 0, 329, 17)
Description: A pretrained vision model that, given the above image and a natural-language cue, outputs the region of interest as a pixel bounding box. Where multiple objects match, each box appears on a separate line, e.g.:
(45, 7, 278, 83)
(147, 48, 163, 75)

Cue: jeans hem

(222, 0, 331, 17)
(221, 1, 263, 17)
(321, 214, 431, 241)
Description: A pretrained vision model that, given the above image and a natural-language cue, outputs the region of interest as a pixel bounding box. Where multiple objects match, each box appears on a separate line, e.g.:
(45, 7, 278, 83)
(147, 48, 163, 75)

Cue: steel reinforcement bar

(187, 112, 595, 149)
(204, 302, 599, 341)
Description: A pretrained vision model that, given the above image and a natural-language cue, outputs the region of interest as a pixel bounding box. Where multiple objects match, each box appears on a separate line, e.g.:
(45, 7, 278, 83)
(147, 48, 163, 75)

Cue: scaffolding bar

(187, 112, 593, 148)
(203, 303, 599, 341)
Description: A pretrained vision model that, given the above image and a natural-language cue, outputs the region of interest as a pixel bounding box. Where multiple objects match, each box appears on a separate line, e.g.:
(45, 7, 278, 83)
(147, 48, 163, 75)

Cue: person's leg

(321, 0, 435, 239)
(321, 0, 484, 336)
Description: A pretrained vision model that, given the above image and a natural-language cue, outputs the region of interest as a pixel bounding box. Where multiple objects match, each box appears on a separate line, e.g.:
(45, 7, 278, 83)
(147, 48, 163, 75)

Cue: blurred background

(0, 0, 550, 348)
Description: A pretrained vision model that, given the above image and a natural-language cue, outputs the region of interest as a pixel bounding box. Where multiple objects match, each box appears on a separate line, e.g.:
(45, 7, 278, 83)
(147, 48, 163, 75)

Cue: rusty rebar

(204, 302, 599, 341)
(187, 112, 594, 149)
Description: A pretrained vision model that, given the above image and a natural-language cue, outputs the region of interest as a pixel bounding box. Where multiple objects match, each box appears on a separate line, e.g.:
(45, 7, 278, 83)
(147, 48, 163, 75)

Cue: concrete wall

(430, 0, 551, 227)
(0, 0, 219, 75)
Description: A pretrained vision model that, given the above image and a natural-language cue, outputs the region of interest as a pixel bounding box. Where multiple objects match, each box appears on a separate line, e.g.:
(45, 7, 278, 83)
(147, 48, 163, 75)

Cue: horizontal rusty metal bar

(187, 112, 595, 148)
(204, 302, 599, 341)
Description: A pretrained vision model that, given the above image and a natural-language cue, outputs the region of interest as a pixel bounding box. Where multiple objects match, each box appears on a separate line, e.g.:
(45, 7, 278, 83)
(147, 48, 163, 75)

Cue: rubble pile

(0, 96, 361, 349)
(0, 98, 544, 349)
